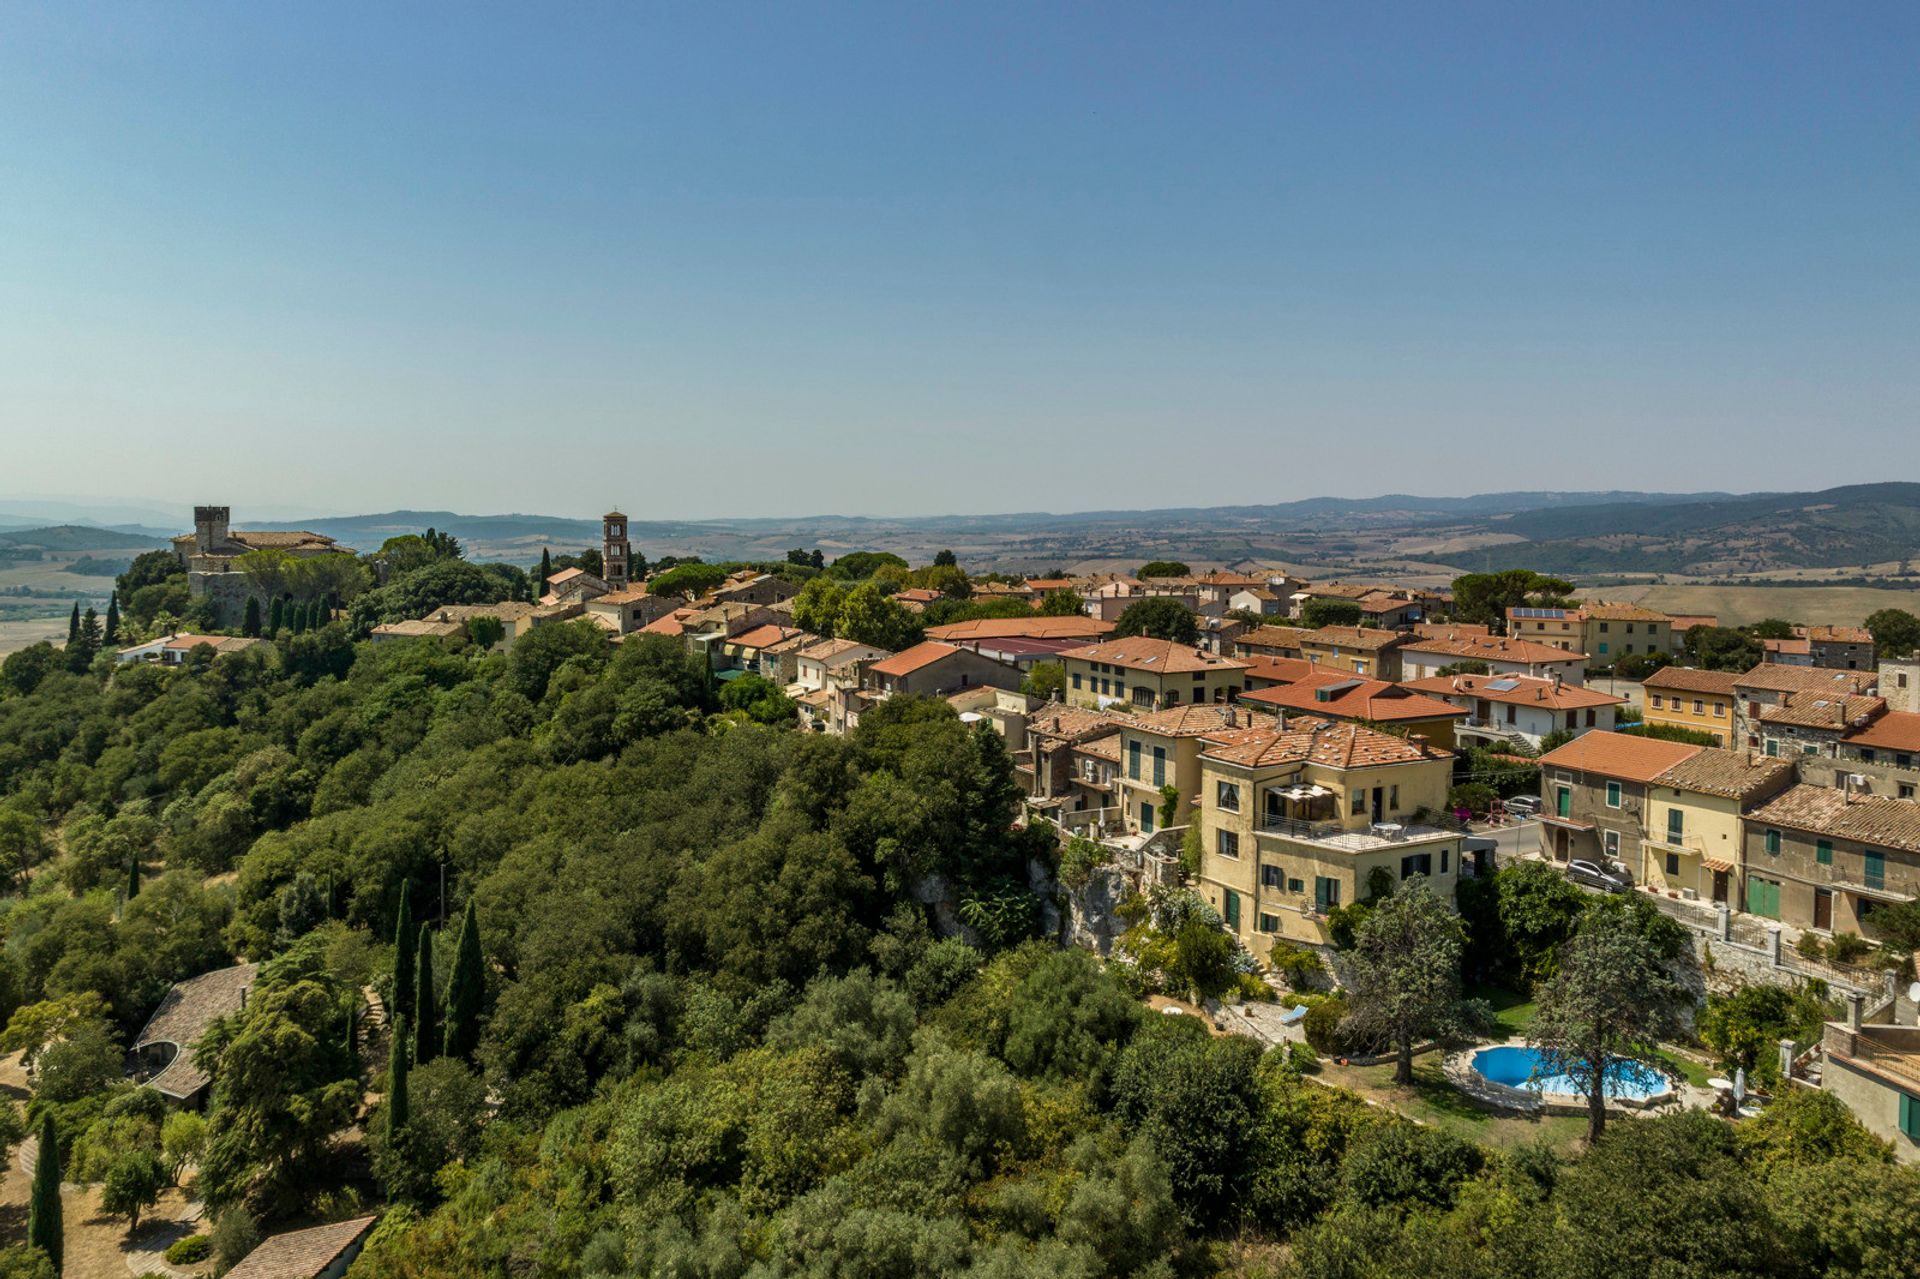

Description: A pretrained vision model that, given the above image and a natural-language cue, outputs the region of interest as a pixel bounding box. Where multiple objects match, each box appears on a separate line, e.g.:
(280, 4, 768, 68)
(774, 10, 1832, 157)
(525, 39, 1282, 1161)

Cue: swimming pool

(1469, 1045, 1671, 1101)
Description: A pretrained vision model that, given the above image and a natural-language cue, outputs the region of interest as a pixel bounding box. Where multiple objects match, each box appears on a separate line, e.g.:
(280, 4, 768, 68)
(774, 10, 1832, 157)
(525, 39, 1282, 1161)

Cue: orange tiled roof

(1652, 749, 1797, 801)
(1124, 703, 1247, 737)
(1295, 625, 1406, 651)
(1238, 655, 1319, 686)
(1401, 633, 1589, 663)
(869, 641, 963, 677)
(1236, 625, 1314, 652)
(1804, 625, 1874, 645)
(1577, 601, 1672, 622)
(1642, 666, 1741, 696)
(1243, 673, 1467, 723)
(729, 623, 805, 650)
(1537, 730, 1702, 783)
(1402, 672, 1622, 711)
(1745, 783, 1920, 853)
(1842, 710, 1920, 754)
(1758, 691, 1884, 731)
(1057, 636, 1248, 675)
(1200, 715, 1448, 770)
(1735, 664, 1878, 696)
(926, 616, 1113, 642)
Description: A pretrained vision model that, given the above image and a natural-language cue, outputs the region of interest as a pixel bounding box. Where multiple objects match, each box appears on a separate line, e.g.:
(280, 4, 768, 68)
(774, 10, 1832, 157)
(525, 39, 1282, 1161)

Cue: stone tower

(603, 510, 630, 591)
(193, 505, 231, 556)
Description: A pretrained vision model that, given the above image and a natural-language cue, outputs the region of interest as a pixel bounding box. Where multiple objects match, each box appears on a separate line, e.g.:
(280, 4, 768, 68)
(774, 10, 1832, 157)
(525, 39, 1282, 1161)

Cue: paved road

(1476, 817, 1540, 869)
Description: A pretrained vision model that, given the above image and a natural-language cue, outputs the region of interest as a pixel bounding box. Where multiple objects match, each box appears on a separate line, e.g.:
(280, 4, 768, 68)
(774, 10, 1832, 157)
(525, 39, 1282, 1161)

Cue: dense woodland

(0, 548, 1915, 1279)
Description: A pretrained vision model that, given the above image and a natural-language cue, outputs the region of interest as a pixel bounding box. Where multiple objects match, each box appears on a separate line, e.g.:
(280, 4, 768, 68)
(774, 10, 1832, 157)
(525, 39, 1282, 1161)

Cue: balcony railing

(1261, 813, 1345, 841)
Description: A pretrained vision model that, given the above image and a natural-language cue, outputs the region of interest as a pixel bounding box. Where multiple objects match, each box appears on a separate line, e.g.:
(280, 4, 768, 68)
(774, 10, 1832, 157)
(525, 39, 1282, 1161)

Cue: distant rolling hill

(0, 525, 169, 552)
(1462, 482, 1920, 575)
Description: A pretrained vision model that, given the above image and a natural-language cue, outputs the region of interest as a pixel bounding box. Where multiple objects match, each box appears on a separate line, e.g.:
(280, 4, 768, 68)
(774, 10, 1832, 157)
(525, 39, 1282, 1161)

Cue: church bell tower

(602, 510, 630, 591)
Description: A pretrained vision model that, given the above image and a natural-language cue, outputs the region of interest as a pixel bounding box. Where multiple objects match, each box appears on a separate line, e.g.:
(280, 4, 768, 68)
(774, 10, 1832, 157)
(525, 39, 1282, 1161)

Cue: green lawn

(1652, 1046, 1715, 1088)
(1467, 983, 1537, 1038)
(1315, 1052, 1587, 1153)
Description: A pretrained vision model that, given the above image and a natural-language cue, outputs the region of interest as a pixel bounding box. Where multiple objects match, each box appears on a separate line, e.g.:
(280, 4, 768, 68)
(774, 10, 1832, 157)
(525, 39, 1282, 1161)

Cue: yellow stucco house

(1057, 635, 1247, 712)
(1192, 713, 1465, 955)
(1640, 666, 1741, 746)
(1637, 749, 1796, 904)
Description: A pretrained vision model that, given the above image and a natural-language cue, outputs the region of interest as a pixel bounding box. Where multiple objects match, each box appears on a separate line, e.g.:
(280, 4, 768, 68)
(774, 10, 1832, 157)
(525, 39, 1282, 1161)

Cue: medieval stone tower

(603, 510, 630, 591)
(193, 505, 231, 556)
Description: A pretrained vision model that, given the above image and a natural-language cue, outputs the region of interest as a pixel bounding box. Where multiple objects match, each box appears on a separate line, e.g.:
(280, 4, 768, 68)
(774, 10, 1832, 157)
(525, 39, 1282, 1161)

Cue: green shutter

(1816, 840, 1833, 866)
(1901, 1092, 1920, 1140)
(1224, 890, 1241, 929)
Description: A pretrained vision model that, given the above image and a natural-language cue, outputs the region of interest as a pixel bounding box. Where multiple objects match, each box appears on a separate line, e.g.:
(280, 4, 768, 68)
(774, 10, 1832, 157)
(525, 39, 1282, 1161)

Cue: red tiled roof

(869, 641, 964, 677)
(1402, 672, 1623, 711)
(1537, 730, 1702, 783)
(1843, 710, 1920, 754)
(224, 1218, 378, 1279)
(926, 616, 1113, 642)
(1057, 636, 1248, 675)
(1402, 633, 1589, 663)
(1238, 655, 1319, 686)
(1641, 666, 1742, 696)
(1200, 715, 1449, 770)
(1243, 673, 1467, 723)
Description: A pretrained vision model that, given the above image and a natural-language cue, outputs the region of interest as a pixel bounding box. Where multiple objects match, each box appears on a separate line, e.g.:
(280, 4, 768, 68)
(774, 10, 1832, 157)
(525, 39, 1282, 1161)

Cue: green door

(1746, 874, 1780, 919)
(1224, 890, 1241, 930)
(1556, 787, 1571, 818)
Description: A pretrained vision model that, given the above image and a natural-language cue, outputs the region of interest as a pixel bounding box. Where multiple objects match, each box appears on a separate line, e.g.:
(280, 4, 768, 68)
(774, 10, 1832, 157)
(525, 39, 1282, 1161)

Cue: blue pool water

(1471, 1045, 1671, 1100)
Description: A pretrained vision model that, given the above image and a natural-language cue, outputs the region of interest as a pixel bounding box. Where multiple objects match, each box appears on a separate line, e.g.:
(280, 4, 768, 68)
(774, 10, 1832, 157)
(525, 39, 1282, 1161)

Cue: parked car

(1567, 859, 1630, 893)
(1504, 795, 1542, 818)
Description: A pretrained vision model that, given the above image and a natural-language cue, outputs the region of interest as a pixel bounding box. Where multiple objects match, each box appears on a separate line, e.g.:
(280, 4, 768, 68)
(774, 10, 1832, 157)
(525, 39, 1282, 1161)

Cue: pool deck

(1442, 1038, 1717, 1117)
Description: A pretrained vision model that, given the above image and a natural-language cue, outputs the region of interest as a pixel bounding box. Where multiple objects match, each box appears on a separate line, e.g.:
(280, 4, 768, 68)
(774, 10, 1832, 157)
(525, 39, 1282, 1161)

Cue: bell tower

(602, 509, 630, 591)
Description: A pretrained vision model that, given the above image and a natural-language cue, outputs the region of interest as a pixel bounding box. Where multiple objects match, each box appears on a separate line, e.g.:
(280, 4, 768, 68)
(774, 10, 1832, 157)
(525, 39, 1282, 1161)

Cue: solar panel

(1486, 679, 1521, 692)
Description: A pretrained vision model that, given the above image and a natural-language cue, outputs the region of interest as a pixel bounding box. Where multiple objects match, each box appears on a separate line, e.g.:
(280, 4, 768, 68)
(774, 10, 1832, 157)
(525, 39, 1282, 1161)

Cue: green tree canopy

(1113, 597, 1198, 644)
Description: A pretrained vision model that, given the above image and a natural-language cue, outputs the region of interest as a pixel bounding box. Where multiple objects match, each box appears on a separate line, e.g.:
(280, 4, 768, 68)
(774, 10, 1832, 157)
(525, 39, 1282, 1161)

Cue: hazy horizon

(3, 4, 1916, 517)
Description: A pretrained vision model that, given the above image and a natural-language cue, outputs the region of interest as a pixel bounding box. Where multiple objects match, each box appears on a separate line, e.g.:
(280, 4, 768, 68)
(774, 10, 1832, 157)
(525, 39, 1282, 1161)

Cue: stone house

(1057, 636, 1248, 712)
(1536, 731, 1705, 877)
(1740, 782, 1920, 936)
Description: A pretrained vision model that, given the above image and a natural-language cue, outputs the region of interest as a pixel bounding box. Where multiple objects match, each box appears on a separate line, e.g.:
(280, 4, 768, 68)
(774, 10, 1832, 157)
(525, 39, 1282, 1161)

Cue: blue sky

(1, 3, 1914, 519)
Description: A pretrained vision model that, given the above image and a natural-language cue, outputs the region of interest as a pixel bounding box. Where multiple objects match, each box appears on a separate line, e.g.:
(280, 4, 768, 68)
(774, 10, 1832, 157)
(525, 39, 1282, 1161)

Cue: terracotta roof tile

(1200, 715, 1449, 770)
(1641, 666, 1742, 696)
(925, 616, 1114, 642)
(1057, 636, 1247, 675)
(1758, 691, 1884, 731)
(1402, 672, 1623, 710)
(1745, 783, 1920, 854)
(224, 1218, 378, 1279)
(134, 963, 260, 1099)
(1402, 633, 1589, 664)
(1651, 749, 1797, 800)
(1242, 673, 1467, 722)
(1734, 664, 1878, 696)
(1842, 710, 1920, 754)
(869, 641, 963, 677)
(1537, 730, 1703, 783)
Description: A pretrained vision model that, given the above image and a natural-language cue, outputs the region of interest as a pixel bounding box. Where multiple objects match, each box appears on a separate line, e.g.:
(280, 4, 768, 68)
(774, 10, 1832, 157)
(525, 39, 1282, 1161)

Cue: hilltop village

(1, 503, 1919, 1278)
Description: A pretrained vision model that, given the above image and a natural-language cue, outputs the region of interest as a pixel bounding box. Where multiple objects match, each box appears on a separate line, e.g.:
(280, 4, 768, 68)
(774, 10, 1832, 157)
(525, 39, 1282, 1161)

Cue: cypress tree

(126, 851, 140, 903)
(392, 890, 415, 1025)
(104, 592, 119, 644)
(443, 898, 484, 1061)
(67, 602, 79, 644)
(241, 597, 261, 638)
(28, 1113, 61, 1271)
(413, 923, 437, 1065)
(344, 1000, 357, 1074)
(269, 596, 284, 636)
(386, 1017, 411, 1136)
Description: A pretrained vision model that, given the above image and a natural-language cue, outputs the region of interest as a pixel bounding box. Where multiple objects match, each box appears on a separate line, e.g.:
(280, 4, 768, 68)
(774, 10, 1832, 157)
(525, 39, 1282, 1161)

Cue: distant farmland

(1608, 582, 1920, 628)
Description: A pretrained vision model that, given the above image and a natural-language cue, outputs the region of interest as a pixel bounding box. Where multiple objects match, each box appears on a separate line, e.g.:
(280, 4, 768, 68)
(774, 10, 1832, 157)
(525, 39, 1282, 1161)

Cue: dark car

(1567, 858, 1631, 893)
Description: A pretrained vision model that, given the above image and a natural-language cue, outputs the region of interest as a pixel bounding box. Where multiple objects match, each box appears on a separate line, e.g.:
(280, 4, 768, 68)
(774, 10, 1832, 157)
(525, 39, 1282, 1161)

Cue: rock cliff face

(1060, 865, 1130, 955)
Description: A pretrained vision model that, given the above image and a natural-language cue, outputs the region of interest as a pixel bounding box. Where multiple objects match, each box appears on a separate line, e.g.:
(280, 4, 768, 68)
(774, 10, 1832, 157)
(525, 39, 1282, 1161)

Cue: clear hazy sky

(2, 3, 1915, 520)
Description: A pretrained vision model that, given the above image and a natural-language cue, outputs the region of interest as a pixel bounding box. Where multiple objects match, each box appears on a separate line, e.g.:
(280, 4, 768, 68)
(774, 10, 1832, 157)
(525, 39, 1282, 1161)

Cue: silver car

(1567, 859, 1631, 893)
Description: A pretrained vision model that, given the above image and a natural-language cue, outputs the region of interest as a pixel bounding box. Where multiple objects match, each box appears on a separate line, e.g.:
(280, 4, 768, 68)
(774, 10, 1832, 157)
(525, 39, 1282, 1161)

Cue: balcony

(1260, 813, 1453, 852)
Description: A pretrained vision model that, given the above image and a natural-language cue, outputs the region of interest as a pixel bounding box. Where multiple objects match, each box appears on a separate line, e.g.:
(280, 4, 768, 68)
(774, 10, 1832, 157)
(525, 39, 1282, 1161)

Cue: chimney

(1550, 673, 1563, 692)
(1408, 733, 1429, 754)
(1845, 990, 1863, 1032)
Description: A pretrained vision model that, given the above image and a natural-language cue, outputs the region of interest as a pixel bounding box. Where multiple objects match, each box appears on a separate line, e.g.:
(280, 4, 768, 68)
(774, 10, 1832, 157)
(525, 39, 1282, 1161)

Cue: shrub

(1058, 837, 1111, 892)
(1266, 941, 1324, 991)
(1828, 932, 1871, 964)
(1795, 932, 1825, 961)
(1447, 783, 1498, 819)
(210, 1209, 261, 1273)
(1303, 997, 1351, 1055)
(164, 1236, 211, 1265)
